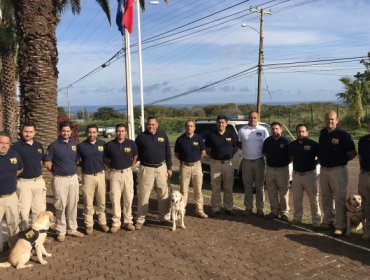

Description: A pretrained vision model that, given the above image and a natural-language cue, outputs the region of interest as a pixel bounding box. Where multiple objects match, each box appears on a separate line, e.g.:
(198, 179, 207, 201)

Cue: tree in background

(93, 107, 125, 121)
(14, 0, 111, 148)
(337, 53, 370, 126)
(0, 0, 18, 140)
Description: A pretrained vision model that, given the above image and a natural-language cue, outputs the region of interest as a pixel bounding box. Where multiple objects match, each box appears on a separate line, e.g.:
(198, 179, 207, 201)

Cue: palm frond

(95, 0, 111, 25)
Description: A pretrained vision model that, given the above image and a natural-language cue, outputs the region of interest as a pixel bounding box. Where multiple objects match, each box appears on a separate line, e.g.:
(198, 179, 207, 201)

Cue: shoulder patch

(158, 137, 164, 142)
(71, 145, 77, 151)
(10, 157, 18, 164)
(98, 146, 104, 152)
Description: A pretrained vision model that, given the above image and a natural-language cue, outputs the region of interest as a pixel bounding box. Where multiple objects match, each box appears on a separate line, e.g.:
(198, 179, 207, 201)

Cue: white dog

(0, 211, 54, 269)
(346, 194, 364, 237)
(169, 190, 186, 231)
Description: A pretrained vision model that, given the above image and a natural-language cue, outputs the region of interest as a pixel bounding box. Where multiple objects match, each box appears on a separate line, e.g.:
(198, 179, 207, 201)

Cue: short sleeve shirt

(174, 133, 205, 162)
(12, 140, 44, 179)
(205, 130, 237, 160)
(238, 124, 269, 160)
(262, 136, 290, 167)
(289, 138, 319, 172)
(318, 128, 355, 167)
(44, 137, 78, 176)
(135, 130, 172, 169)
(104, 138, 138, 170)
(0, 150, 23, 194)
(358, 134, 370, 171)
(77, 139, 106, 174)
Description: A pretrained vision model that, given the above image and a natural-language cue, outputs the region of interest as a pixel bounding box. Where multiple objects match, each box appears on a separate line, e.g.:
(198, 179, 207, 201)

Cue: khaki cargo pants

(17, 176, 46, 229)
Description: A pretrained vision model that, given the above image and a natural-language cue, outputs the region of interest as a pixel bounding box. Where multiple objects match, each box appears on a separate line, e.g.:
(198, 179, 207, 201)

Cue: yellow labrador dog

(0, 211, 54, 269)
(169, 190, 186, 231)
(346, 194, 364, 237)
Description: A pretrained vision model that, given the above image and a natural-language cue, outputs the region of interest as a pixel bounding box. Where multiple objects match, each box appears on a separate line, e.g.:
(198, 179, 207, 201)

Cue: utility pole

(250, 7, 271, 116)
(66, 87, 71, 119)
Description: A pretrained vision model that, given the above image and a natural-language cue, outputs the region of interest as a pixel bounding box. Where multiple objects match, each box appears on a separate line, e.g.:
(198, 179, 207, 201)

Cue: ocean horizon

(63, 101, 339, 114)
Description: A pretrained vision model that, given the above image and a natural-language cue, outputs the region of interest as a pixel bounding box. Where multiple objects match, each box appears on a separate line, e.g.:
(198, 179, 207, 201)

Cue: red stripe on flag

(123, 0, 134, 33)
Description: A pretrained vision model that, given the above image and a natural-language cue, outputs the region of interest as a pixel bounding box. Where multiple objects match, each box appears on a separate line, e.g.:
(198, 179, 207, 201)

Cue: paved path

(1, 195, 369, 280)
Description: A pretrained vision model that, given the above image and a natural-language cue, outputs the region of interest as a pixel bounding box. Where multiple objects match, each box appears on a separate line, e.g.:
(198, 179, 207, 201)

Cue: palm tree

(0, 0, 18, 140)
(14, 1, 111, 147)
(337, 77, 368, 126)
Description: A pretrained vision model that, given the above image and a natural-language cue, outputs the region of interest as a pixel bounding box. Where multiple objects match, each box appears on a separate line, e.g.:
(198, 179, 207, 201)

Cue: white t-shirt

(238, 124, 269, 160)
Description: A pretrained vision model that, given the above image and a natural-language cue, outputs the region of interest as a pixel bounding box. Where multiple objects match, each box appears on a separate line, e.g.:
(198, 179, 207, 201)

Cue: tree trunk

(0, 49, 18, 140)
(0, 78, 4, 131)
(15, 0, 58, 148)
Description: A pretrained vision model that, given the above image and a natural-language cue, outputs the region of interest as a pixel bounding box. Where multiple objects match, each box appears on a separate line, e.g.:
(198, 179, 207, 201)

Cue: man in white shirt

(238, 111, 269, 216)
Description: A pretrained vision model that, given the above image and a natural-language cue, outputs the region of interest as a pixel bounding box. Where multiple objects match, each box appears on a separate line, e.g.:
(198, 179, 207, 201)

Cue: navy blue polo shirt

(289, 138, 319, 172)
(135, 130, 172, 169)
(0, 150, 23, 194)
(318, 127, 355, 167)
(175, 133, 205, 162)
(263, 136, 290, 167)
(205, 130, 237, 160)
(77, 139, 106, 174)
(12, 140, 44, 179)
(104, 138, 138, 169)
(44, 137, 78, 176)
(358, 134, 370, 171)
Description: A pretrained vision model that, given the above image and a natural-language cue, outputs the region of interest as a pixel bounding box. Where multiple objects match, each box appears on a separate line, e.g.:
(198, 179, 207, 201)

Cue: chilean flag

(116, 0, 134, 34)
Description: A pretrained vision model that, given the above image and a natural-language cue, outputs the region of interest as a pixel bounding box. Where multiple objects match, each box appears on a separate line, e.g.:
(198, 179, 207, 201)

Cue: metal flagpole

(124, 29, 135, 140)
(136, 0, 145, 132)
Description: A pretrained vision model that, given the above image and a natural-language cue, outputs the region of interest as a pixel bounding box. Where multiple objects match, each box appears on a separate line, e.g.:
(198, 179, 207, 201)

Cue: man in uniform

(205, 115, 238, 216)
(319, 111, 356, 236)
(262, 122, 290, 221)
(357, 119, 370, 240)
(238, 111, 269, 217)
(289, 124, 321, 228)
(0, 131, 23, 245)
(12, 122, 46, 229)
(175, 120, 208, 219)
(44, 121, 84, 241)
(77, 124, 109, 235)
(135, 116, 172, 230)
(104, 124, 137, 233)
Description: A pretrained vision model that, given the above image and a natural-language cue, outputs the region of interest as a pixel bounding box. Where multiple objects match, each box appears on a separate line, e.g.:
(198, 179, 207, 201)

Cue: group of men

(207, 111, 369, 239)
(0, 110, 369, 245)
(0, 118, 170, 244)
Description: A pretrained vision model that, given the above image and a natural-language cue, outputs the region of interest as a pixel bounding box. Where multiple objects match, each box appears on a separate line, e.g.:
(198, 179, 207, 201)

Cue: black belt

(181, 161, 199, 166)
(18, 175, 43, 181)
(141, 161, 165, 168)
(245, 157, 263, 163)
(111, 168, 131, 173)
(0, 193, 13, 198)
(83, 171, 104, 176)
(294, 170, 314, 176)
(215, 159, 231, 164)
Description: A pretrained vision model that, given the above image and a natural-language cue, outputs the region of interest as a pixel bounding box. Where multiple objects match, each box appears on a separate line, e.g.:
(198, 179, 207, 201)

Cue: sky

(56, 0, 370, 108)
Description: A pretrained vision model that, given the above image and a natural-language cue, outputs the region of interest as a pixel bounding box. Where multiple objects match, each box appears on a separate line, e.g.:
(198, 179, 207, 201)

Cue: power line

(148, 55, 368, 105)
(148, 65, 258, 105)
